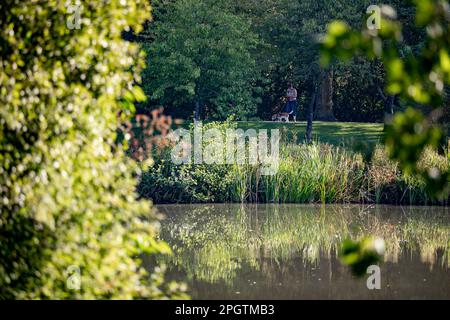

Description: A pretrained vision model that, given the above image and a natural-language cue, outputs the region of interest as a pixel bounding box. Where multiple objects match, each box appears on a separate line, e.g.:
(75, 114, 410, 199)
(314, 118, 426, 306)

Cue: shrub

(0, 0, 185, 298)
(138, 120, 237, 203)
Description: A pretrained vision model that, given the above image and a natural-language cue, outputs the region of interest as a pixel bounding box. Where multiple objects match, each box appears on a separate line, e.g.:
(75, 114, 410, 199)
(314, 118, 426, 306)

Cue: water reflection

(155, 204, 450, 299)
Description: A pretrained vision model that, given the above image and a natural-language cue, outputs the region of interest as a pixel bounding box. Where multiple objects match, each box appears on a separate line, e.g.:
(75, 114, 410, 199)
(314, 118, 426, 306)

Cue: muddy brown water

(151, 204, 450, 299)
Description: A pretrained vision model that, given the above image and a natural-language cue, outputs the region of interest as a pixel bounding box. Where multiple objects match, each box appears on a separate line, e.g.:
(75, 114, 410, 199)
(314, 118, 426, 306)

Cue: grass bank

(237, 121, 385, 148)
(136, 120, 449, 205)
(172, 120, 385, 149)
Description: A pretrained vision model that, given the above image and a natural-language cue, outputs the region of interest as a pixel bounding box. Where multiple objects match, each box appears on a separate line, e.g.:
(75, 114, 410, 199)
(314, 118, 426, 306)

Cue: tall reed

(228, 143, 366, 203)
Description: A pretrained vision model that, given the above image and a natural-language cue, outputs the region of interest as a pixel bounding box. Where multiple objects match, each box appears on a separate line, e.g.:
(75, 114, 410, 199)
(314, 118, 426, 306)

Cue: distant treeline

(125, 0, 449, 123)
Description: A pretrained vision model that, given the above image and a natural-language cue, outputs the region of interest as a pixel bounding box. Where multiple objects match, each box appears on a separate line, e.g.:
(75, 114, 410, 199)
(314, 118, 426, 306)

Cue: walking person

(284, 83, 298, 122)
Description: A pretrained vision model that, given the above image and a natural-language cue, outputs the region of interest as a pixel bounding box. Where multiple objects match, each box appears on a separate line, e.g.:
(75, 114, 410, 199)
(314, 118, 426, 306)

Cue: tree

(287, 0, 376, 126)
(142, 0, 260, 120)
(141, 0, 416, 124)
(233, 0, 380, 124)
(315, 67, 336, 121)
(0, 0, 185, 298)
(334, 58, 386, 123)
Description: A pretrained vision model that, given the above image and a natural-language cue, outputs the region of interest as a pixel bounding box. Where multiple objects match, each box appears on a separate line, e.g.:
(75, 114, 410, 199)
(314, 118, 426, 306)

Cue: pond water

(153, 204, 450, 299)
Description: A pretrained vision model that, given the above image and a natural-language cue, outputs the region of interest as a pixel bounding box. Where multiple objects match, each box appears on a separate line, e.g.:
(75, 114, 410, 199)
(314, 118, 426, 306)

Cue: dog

(272, 112, 290, 122)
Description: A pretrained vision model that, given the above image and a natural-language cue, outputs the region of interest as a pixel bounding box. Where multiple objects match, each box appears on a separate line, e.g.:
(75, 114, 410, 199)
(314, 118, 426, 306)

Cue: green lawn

(235, 121, 385, 148)
(172, 120, 385, 150)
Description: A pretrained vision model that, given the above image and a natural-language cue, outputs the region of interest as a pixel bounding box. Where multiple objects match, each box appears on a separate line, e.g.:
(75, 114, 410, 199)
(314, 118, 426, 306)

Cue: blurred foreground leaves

(340, 237, 385, 277)
(0, 0, 186, 299)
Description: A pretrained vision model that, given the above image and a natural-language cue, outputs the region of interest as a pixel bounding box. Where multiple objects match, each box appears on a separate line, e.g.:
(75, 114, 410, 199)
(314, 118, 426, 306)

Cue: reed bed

(137, 123, 449, 205)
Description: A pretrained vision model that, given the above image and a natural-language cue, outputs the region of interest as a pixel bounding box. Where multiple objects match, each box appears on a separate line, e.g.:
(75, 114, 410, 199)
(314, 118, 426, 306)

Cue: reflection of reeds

(402, 216, 450, 268)
(156, 204, 450, 284)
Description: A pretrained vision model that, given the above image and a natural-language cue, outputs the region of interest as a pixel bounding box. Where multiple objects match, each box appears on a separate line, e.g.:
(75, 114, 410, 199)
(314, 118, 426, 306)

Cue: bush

(0, 0, 185, 298)
(138, 120, 237, 203)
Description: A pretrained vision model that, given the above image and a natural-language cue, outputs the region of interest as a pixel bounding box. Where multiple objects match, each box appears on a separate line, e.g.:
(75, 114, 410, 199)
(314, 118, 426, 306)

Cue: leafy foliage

(119, 108, 175, 162)
(138, 120, 238, 203)
(0, 0, 186, 298)
(333, 58, 386, 122)
(141, 0, 260, 119)
(140, 0, 396, 121)
(340, 237, 385, 277)
(235, 0, 379, 120)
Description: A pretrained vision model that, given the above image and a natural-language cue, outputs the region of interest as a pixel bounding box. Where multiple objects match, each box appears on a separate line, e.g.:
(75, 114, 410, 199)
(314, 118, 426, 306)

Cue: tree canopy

(142, 0, 260, 120)
(140, 0, 419, 122)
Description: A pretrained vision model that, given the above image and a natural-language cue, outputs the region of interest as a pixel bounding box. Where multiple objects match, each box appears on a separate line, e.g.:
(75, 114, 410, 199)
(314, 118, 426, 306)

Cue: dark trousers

(284, 100, 297, 116)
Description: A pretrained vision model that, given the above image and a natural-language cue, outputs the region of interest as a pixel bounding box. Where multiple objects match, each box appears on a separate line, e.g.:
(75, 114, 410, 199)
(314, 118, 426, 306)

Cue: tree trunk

(305, 87, 317, 144)
(382, 95, 395, 131)
(315, 68, 336, 121)
(384, 95, 395, 122)
(194, 100, 201, 121)
(377, 85, 395, 130)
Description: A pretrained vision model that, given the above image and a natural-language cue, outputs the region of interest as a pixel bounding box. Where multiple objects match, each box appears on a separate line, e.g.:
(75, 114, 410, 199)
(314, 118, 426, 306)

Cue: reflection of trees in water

(157, 205, 450, 284)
